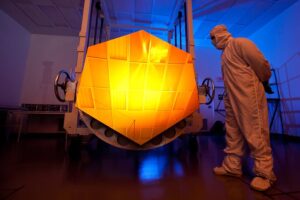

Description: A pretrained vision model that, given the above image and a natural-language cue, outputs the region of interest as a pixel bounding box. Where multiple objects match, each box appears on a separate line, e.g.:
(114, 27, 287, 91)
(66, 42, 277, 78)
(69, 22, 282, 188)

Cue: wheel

(54, 70, 72, 102)
(201, 78, 215, 105)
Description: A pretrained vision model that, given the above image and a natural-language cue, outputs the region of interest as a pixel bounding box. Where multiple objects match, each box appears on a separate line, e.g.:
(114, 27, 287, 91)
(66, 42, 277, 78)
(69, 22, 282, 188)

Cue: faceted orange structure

(76, 30, 199, 145)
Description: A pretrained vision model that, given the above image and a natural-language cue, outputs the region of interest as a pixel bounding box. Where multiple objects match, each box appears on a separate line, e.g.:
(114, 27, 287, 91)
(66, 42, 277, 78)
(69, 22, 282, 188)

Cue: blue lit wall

(194, 1, 300, 136)
(250, 1, 300, 136)
(194, 1, 300, 135)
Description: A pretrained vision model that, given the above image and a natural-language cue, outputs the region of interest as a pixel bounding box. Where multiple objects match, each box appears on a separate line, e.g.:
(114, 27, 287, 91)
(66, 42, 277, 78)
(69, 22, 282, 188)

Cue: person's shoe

(250, 177, 272, 191)
(213, 166, 242, 177)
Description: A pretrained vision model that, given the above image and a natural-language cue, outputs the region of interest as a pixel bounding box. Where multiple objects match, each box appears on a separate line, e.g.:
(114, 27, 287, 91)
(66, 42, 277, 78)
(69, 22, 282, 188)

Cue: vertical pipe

(97, 1, 104, 43)
(185, 0, 195, 58)
(76, 0, 93, 72)
(65, 0, 92, 135)
(174, 24, 177, 47)
(86, 0, 94, 46)
(94, 1, 101, 44)
(99, 17, 104, 43)
(272, 68, 284, 134)
(178, 11, 182, 49)
(105, 25, 110, 41)
(184, 2, 188, 52)
(168, 30, 173, 44)
(185, 0, 196, 86)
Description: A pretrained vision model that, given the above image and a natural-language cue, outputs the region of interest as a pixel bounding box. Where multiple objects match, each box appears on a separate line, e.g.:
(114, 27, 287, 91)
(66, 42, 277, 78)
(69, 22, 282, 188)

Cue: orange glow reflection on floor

(76, 30, 199, 145)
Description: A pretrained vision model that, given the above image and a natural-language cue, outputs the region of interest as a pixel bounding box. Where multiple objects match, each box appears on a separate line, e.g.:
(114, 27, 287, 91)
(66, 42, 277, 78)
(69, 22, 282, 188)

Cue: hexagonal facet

(76, 30, 199, 145)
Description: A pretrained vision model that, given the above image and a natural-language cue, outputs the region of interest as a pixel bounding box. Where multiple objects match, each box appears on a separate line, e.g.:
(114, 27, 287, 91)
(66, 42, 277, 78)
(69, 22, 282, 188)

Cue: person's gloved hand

(263, 81, 274, 94)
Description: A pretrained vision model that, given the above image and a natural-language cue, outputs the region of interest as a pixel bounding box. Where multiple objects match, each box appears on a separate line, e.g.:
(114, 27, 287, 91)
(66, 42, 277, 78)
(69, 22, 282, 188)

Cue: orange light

(76, 30, 199, 145)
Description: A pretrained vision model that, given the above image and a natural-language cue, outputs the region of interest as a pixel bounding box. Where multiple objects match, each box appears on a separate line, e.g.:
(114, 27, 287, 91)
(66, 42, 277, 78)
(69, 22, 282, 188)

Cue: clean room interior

(1, 0, 300, 199)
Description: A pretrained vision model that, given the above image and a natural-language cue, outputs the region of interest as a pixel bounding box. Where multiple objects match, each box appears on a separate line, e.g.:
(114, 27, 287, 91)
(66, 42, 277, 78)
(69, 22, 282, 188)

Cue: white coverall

(210, 25, 276, 182)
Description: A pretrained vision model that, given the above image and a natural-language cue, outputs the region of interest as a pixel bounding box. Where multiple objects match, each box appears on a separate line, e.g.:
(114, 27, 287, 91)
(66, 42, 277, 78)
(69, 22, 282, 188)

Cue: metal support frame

(63, 0, 93, 137)
(185, 0, 199, 109)
(99, 17, 104, 43)
(184, 2, 188, 52)
(87, 0, 94, 46)
(268, 68, 284, 134)
(171, 0, 196, 78)
(170, 0, 196, 74)
(174, 24, 177, 47)
(178, 11, 182, 49)
(94, 1, 100, 44)
(62, 0, 203, 146)
(185, 0, 195, 65)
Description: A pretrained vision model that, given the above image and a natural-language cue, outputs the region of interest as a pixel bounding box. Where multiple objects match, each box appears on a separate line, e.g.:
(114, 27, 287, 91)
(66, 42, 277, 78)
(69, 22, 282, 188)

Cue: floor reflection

(1, 134, 300, 200)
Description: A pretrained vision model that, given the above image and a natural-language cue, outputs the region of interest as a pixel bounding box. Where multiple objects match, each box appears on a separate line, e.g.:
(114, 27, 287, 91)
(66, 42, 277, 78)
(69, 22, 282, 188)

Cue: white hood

(210, 25, 232, 50)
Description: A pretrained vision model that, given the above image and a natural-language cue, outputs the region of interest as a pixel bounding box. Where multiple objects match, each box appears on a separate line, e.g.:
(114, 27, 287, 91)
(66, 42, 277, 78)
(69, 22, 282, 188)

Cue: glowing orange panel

(76, 30, 199, 145)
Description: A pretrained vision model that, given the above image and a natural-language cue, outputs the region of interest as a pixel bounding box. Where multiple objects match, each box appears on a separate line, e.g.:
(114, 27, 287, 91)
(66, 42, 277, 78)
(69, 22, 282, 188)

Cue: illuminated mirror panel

(76, 30, 199, 145)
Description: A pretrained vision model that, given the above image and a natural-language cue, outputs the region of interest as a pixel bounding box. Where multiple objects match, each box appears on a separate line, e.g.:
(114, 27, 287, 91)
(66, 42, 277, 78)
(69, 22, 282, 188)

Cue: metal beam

(110, 23, 168, 32)
(64, 0, 93, 135)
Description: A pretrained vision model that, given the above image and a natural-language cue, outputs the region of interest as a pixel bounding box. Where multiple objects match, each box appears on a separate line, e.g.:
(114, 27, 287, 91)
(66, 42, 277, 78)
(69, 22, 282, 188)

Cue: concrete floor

(1, 133, 300, 200)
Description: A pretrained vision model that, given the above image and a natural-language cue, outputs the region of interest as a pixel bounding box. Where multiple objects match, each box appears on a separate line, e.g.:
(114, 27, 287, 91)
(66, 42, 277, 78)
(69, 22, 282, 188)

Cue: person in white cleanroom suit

(210, 24, 276, 191)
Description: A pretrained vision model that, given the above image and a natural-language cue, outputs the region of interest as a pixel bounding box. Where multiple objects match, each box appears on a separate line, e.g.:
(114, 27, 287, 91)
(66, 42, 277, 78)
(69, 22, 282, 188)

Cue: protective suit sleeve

(237, 38, 271, 82)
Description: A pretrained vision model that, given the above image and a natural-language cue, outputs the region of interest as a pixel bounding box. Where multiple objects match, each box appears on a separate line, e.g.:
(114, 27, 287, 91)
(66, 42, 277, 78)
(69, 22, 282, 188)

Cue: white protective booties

(213, 166, 242, 177)
(250, 177, 272, 191)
